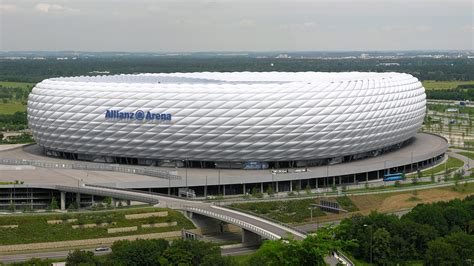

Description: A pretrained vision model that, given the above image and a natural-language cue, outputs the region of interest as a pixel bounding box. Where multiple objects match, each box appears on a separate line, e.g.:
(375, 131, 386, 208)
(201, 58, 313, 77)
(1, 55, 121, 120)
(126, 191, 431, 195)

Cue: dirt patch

(348, 188, 471, 215)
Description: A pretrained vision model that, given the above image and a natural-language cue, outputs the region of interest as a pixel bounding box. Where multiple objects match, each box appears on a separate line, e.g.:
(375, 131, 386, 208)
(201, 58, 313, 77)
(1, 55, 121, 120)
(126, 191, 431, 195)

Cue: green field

(0, 102, 26, 114)
(422, 80, 474, 90)
(231, 199, 327, 224)
(0, 207, 194, 245)
(458, 151, 474, 160)
(414, 156, 464, 177)
(0, 81, 35, 89)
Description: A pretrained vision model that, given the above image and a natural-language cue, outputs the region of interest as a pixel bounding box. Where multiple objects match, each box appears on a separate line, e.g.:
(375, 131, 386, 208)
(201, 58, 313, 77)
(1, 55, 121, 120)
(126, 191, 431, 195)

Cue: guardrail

(0, 158, 180, 180)
(182, 205, 281, 240)
(334, 250, 354, 266)
(84, 184, 198, 202)
(55, 185, 160, 204)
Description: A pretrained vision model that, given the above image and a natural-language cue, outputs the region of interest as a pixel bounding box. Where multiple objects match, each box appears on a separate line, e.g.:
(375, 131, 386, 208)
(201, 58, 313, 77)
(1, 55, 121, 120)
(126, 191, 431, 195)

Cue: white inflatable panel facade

(27, 72, 426, 163)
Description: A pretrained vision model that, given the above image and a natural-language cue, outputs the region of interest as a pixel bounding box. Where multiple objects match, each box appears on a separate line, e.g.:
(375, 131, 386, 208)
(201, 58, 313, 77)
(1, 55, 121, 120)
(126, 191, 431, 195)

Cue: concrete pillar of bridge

(223, 185, 226, 196)
(339, 176, 342, 185)
(242, 229, 262, 246)
(275, 182, 279, 193)
(91, 195, 95, 205)
(204, 185, 208, 197)
(315, 178, 318, 189)
(76, 193, 80, 208)
(126, 200, 131, 206)
(188, 213, 221, 234)
(332, 177, 335, 187)
(377, 170, 380, 179)
(112, 198, 116, 208)
(353, 174, 356, 184)
(366, 172, 369, 182)
(242, 184, 246, 195)
(289, 181, 293, 192)
(260, 183, 264, 193)
(298, 180, 302, 191)
(60, 191, 66, 210)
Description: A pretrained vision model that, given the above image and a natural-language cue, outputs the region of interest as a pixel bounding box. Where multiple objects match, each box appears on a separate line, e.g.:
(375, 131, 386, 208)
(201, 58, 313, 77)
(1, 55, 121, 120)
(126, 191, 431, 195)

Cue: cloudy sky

(1, 0, 472, 52)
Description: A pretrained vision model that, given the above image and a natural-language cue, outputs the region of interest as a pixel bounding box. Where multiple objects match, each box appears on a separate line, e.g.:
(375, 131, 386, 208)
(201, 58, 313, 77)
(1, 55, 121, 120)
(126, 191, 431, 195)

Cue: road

(0, 246, 259, 263)
(0, 248, 110, 264)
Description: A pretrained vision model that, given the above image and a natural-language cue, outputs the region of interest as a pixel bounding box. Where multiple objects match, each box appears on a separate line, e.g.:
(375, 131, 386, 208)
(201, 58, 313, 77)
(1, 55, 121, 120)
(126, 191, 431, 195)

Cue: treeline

(1, 57, 473, 83)
(0, 112, 28, 131)
(0, 85, 32, 104)
(13, 228, 346, 266)
(337, 196, 474, 265)
(426, 84, 474, 101)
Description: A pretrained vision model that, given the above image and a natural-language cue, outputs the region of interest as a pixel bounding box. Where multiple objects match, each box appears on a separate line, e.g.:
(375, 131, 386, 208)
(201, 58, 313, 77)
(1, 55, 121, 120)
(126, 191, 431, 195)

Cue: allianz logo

(105, 109, 172, 121)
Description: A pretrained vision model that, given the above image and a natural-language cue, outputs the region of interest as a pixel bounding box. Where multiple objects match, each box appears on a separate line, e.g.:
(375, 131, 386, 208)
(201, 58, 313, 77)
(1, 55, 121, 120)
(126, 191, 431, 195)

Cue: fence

(0, 158, 180, 180)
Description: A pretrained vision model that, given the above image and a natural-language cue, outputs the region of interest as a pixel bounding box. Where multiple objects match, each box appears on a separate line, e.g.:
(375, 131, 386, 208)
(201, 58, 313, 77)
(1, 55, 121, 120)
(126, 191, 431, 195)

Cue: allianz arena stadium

(27, 72, 426, 169)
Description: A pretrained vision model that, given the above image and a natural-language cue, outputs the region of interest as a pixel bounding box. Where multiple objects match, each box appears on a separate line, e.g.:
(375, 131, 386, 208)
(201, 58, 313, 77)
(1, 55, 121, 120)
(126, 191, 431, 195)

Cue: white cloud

(0, 4, 17, 12)
(237, 19, 255, 28)
(34, 3, 78, 13)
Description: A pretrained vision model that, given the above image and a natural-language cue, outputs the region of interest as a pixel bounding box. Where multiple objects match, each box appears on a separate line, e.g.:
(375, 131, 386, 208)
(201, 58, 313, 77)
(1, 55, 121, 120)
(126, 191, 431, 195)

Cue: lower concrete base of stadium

(0, 133, 449, 207)
(0, 152, 445, 211)
(141, 153, 445, 198)
(0, 187, 118, 211)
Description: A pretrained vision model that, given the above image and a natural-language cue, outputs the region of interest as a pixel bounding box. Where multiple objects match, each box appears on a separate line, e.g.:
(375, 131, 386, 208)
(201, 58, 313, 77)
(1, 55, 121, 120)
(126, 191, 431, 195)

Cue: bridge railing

(0, 158, 180, 180)
(55, 185, 160, 204)
(182, 205, 281, 240)
(84, 184, 199, 202)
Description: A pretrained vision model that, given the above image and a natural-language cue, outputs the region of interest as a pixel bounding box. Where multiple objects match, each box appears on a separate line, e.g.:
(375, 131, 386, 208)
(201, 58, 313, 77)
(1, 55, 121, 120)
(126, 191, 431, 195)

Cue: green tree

(424, 238, 459, 265)
(102, 196, 112, 208)
(66, 249, 97, 266)
(110, 239, 169, 265)
(444, 232, 474, 264)
(50, 196, 59, 210)
(249, 227, 354, 266)
(372, 228, 392, 265)
(266, 185, 275, 197)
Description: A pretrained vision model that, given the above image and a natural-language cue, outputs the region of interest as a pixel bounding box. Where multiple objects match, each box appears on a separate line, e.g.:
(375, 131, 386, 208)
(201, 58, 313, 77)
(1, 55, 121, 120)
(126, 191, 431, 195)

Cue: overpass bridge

(22, 183, 306, 241)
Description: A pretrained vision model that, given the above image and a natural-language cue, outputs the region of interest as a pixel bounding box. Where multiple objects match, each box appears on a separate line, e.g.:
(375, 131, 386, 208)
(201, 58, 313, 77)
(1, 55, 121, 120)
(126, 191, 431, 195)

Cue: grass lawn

(422, 80, 474, 90)
(231, 199, 326, 224)
(230, 196, 360, 224)
(412, 157, 464, 177)
(0, 81, 35, 89)
(0, 207, 194, 245)
(457, 151, 474, 160)
(0, 102, 26, 114)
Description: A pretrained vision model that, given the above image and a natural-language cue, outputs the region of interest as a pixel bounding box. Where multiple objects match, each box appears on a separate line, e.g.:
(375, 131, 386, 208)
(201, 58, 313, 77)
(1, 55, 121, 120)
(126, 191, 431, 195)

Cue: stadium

(27, 72, 427, 170)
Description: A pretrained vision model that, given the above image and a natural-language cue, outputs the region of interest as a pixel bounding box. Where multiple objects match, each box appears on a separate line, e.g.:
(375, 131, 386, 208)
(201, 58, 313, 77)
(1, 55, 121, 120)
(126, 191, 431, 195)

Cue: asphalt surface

(0, 248, 110, 264)
(0, 246, 259, 263)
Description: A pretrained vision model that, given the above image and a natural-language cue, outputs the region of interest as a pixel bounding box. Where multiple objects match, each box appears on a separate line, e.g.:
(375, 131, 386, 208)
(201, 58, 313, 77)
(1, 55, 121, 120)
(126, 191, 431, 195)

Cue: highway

(0, 246, 259, 263)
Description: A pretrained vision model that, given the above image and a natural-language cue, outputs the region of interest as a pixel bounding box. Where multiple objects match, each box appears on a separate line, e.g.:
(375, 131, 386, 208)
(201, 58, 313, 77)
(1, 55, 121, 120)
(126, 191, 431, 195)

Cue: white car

(94, 246, 109, 252)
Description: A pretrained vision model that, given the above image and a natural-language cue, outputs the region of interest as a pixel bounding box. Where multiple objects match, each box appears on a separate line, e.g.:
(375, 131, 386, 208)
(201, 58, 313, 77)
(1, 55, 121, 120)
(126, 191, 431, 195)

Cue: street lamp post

(309, 204, 319, 230)
(364, 224, 373, 264)
(205, 175, 208, 198)
(218, 170, 221, 195)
